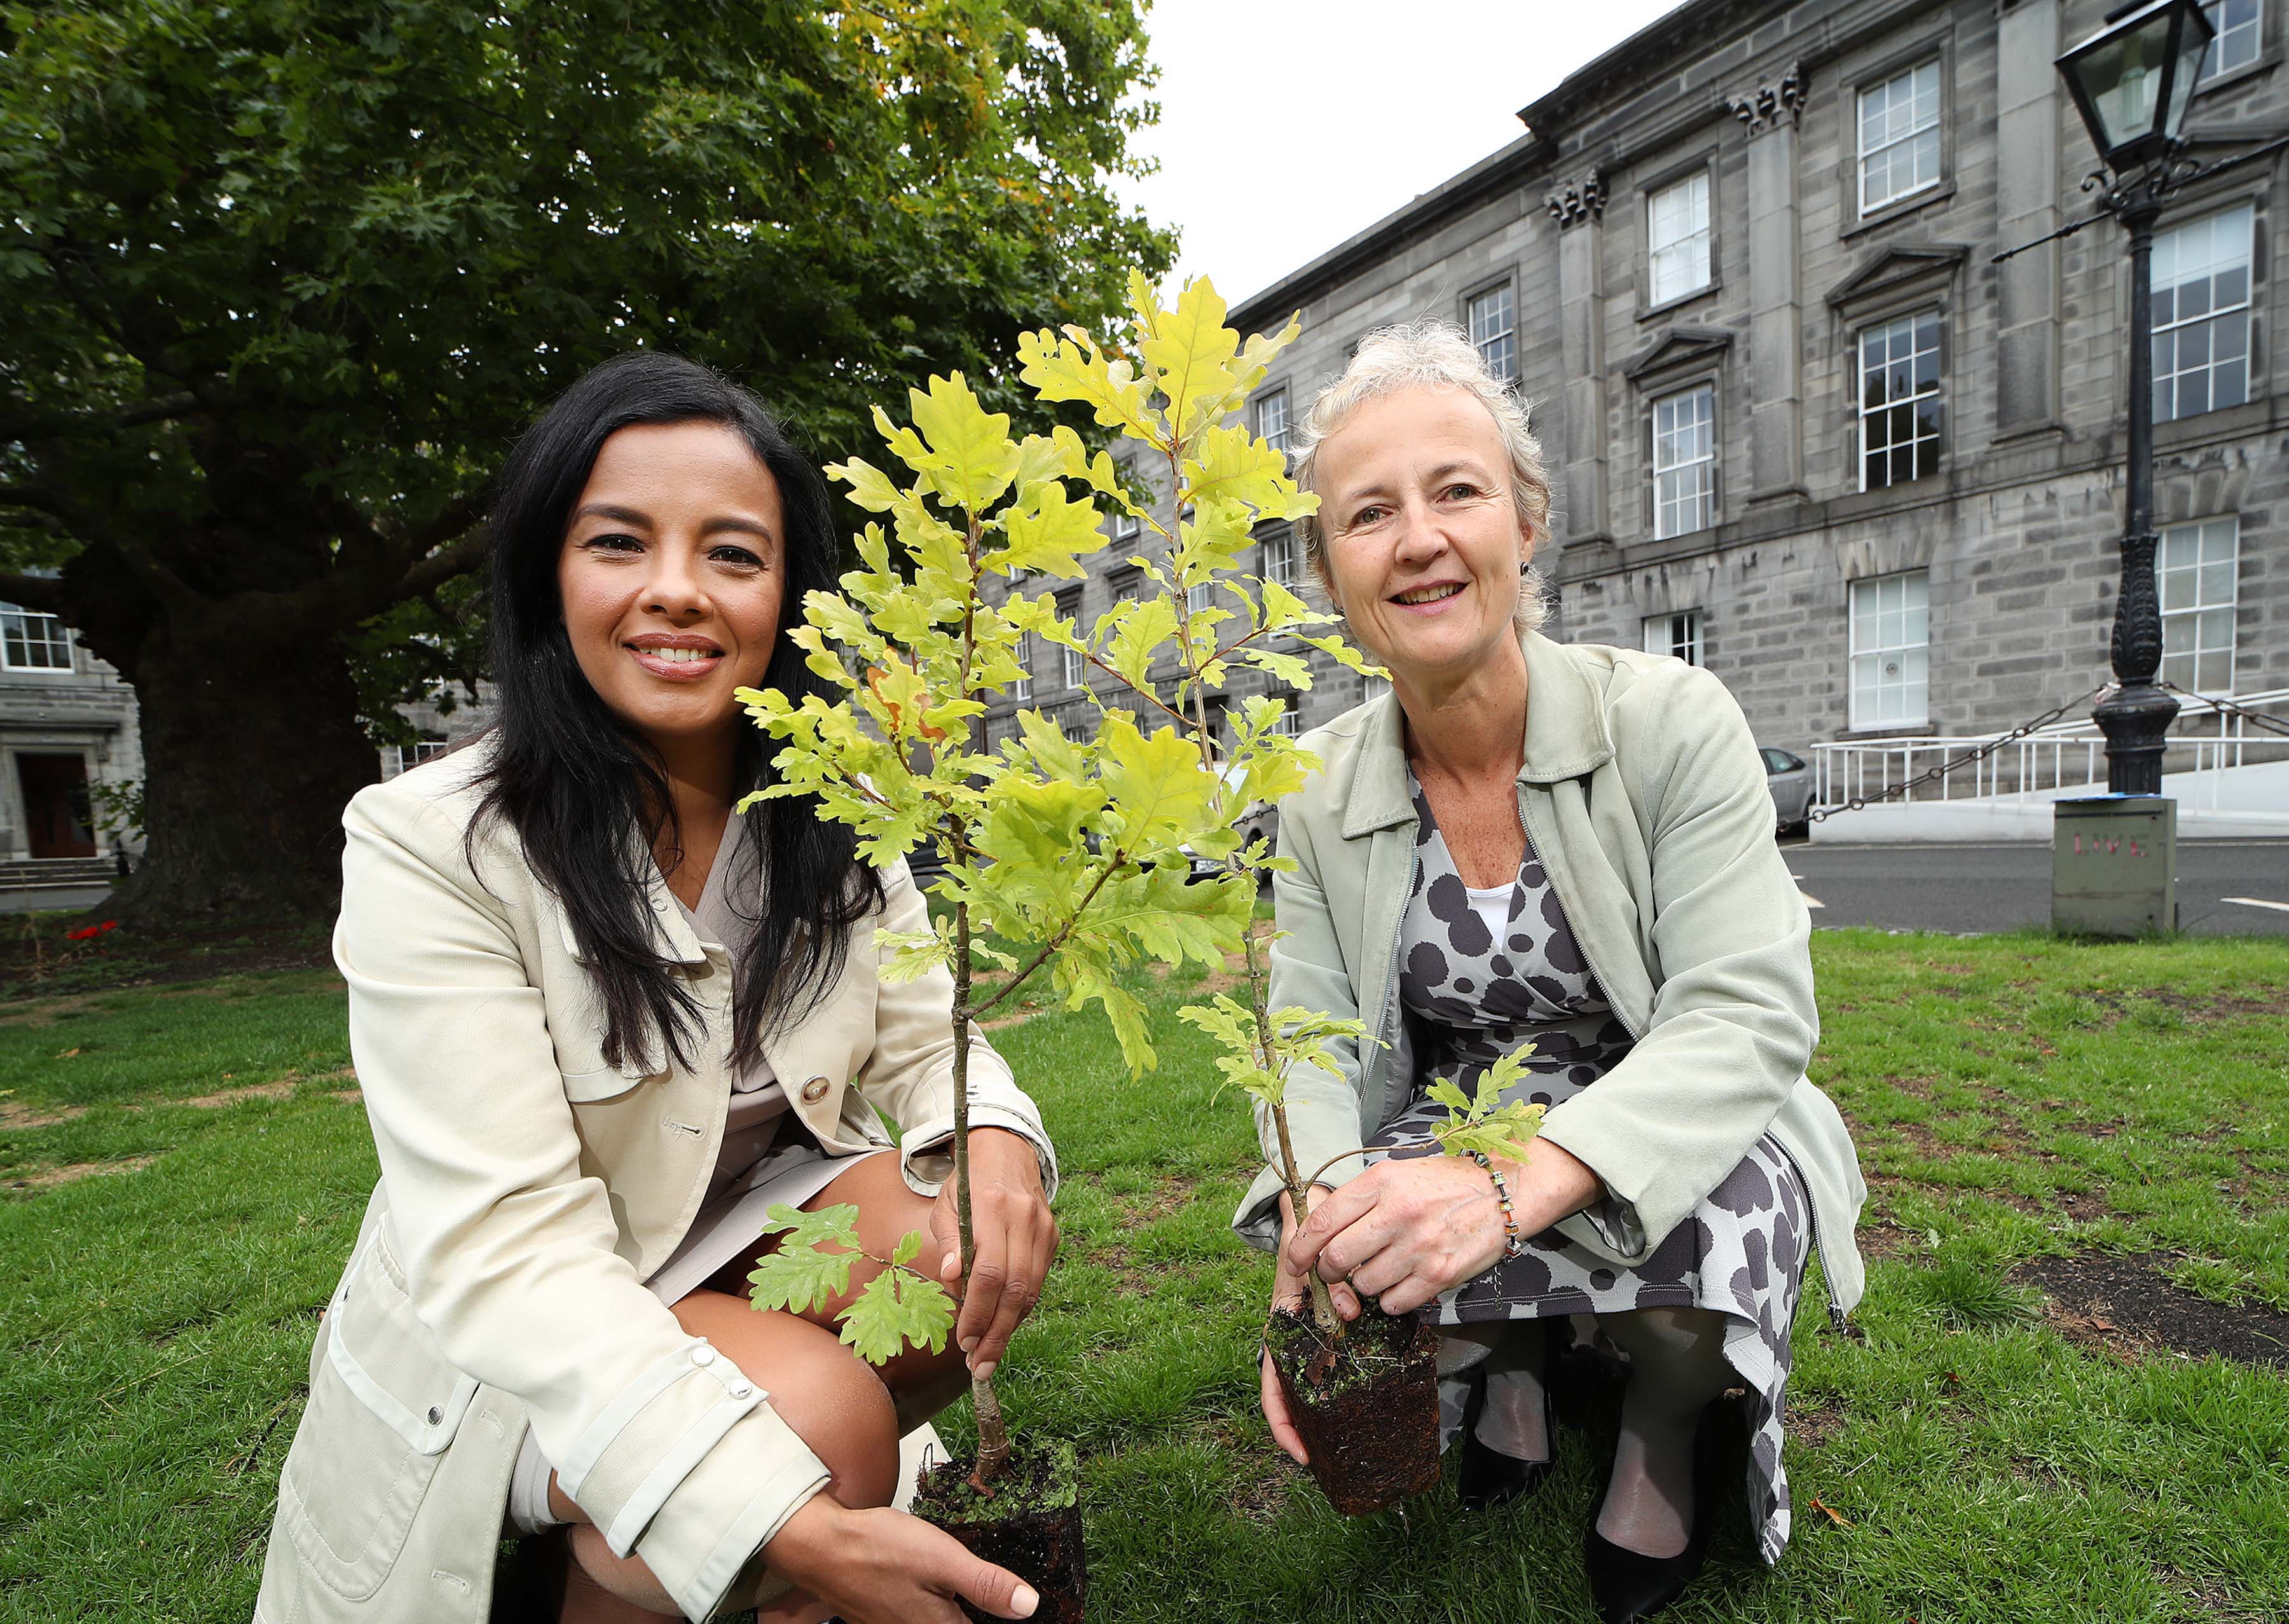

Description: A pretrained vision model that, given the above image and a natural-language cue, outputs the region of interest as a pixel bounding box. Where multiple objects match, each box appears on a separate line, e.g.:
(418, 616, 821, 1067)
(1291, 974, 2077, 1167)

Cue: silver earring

(1518, 560, 1530, 577)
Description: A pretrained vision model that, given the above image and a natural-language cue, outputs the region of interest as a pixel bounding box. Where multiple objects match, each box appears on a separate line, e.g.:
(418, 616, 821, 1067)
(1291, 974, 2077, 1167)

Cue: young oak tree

(741, 277, 1554, 1471)
(737, 274, 1349, 1480)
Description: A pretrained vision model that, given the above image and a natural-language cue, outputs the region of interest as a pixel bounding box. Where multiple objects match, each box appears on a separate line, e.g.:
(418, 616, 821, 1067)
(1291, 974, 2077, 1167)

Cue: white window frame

(1857, 309, 1944, 491)
(1467, 282, 1516, 386)
(2157, 515, 2239, 694)
(1260, 526, 1298, 590)
(1256, 387, 1291, 456)
(1011, 638, 1033, 703)
(1642, 609, 1703, 666)
(1267, 694, 1302, 738)
(1186, 579, 1215, 619)
(1057, 593, 1086, 690)
(1858, 59, 1942, 216)
(1848, 570, 1930, 730)
(1111, 459, 1140, 541)
(1647, 171, 1712, 307)
(2200, 0, 2262, 81)
(0, 603, 73, 673)
(1650, 383, 1716, 540)
(2153, 203, 2254, 424)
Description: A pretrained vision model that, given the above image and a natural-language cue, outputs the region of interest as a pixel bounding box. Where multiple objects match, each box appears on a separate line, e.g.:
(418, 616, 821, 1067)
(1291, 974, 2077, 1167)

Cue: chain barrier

(2157, 679, 2289, 741)
(1806, 685, 2112, 823)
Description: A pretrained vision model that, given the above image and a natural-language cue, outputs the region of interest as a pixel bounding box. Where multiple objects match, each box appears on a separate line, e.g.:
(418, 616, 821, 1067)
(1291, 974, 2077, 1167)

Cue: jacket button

(800, 1077, 829, 1104)
(427, 1405, 443, 1426)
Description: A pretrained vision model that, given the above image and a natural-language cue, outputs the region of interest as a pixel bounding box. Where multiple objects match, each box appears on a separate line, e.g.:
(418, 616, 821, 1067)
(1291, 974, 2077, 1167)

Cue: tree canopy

(0, 0, 1173, 916)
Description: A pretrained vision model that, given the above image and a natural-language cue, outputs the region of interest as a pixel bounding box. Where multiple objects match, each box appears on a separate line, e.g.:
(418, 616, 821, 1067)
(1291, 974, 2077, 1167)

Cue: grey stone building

(0, 595, 144, 867)
(986, 0, 2287, 778)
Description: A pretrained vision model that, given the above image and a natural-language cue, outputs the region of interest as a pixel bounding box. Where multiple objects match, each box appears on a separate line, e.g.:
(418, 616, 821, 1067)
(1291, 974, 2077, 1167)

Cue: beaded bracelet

(1468, 1150, 1527, 1261)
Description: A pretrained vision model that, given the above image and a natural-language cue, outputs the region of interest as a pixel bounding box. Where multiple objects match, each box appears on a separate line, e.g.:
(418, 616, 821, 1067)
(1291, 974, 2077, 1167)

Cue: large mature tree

(0, 0, 1171, 919)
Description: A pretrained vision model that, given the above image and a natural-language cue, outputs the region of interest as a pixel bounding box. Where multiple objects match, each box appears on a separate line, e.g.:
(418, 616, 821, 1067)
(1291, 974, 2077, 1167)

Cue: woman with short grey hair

(1244, 320, 1866, 1621)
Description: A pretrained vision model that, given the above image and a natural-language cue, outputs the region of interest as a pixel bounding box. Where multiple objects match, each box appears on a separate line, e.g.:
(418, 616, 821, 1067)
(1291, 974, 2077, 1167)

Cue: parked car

(1761, 746, 1815, 834)
(1188, 761, 1277, 879)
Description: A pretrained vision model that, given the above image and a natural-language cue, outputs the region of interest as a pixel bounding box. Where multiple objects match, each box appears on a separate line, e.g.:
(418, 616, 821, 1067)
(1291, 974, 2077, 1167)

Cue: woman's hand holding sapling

(926, 1125, 1055, 1379)
(1281, 1047, 1595, 1316)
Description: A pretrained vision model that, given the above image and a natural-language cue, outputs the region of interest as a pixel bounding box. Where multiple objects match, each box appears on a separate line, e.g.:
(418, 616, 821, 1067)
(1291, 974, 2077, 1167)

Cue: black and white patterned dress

(1377, 774, 1810, 1563)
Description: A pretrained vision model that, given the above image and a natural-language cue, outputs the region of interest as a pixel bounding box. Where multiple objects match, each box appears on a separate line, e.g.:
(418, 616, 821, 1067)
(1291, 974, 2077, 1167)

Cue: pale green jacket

(256, 741, 1055, 1624)
(1235, 631, 1866, 1318)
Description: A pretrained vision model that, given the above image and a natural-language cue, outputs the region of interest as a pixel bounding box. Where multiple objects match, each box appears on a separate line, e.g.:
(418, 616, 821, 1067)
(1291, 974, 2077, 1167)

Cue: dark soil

(2012, 1251, 2289, 1368)
(912, 1438, 1085, 1624)
(1265, 1304, 1441, 1516)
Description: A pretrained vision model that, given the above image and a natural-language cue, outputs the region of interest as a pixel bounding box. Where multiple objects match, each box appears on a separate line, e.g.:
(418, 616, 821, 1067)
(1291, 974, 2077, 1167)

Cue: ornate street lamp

(2054, 0, 2215, 794)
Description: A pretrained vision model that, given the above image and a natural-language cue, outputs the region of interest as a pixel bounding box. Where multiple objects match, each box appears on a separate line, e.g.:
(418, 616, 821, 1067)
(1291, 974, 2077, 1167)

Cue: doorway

(17, 754, 95, 858)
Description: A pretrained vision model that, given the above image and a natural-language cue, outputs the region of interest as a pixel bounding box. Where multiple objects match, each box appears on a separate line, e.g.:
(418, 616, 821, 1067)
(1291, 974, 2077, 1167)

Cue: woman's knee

(673, 1289, 902, 1510)
(1599, 1305, 1729, 1367)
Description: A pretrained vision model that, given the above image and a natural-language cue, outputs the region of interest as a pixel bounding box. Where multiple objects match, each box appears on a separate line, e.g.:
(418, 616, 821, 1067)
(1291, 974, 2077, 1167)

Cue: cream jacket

(255, 743, 1055, 1624)
(1234, 631, 1866, 1319)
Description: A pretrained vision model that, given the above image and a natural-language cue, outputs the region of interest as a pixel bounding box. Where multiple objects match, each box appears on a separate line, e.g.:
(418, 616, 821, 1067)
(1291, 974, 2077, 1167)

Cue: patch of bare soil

(2077, 987, 2289, 1028)
(1118, 1174, 1201, 1226)
(6, 1153, 159, 1193)
(2012, 1251, 2289, 1368)
(2157, 1568, 2273, 1624)
(0, 1096, 85, 1129)
(1787, 1401, 1845, 1449)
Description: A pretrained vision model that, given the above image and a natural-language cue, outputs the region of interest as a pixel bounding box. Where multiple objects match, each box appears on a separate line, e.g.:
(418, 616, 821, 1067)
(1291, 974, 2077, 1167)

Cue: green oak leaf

(839, 1265, 957, 1365)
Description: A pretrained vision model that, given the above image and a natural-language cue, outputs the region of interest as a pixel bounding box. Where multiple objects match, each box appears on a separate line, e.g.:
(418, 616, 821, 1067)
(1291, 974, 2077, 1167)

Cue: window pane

(1647, 172, 1710, 305)
(2153, 205, 2254, 424)
(2159, 516, 2239, 692)
(2201, 0, 2262, 79)
(1858, 310, 1942, 489)
(1257, 388, 1289, 454)
(1859, 60, 1943, 214)
(1848, 571, 1930, 728)
(1468, 284, 1516, 384)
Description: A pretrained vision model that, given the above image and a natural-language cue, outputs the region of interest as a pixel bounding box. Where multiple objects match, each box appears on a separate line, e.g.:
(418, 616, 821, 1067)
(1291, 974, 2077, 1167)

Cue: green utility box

(2052, 795, 2177, 937)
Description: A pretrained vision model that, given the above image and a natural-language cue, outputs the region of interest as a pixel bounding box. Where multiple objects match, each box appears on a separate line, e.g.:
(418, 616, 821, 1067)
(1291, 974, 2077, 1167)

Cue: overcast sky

(1115, 0, 1693, 307)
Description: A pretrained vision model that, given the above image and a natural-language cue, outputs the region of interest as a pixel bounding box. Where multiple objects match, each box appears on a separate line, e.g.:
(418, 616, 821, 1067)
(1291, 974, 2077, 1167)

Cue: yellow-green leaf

(1139, 276, 1242, 441)
(906, 373, 1020, 513)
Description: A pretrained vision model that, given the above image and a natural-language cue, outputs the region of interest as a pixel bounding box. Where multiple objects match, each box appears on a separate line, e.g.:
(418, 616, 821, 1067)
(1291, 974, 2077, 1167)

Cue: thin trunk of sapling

(951, 899, 1012, 1489)
(1167, 451, 1339, 1338)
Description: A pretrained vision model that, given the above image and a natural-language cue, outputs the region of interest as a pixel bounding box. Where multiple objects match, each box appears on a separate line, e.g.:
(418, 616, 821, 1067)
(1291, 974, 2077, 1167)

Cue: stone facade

(0, 602, 144, 862)
(989, 0, 2288, 768)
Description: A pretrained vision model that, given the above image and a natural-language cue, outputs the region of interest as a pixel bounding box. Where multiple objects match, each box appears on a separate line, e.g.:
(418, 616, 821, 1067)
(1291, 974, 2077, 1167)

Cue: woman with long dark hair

(254, 352, 1057, 1624)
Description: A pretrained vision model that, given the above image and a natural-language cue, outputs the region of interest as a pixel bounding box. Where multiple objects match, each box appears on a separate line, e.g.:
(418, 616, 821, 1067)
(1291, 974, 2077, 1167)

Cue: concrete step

(0, 858, 118, 892)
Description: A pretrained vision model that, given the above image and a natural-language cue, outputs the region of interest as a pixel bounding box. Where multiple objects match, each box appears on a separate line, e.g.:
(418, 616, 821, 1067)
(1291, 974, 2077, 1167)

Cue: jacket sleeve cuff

(554, 1337, 784, 1557)
(629, 1405, 834, 1623)
(1536, 1116, 1656, 1265)
(897, 1064, 1059, 1201)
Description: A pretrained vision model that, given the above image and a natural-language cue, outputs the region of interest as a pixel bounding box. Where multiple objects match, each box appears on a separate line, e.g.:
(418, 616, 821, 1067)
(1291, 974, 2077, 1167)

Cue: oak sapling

(733, 272, 1364, 1618)
(1257, 1047, 1550, 1513)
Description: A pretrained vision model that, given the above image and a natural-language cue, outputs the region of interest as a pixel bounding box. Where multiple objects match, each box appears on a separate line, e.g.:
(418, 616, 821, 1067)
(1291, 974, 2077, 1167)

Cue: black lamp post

(2056, 0, 2214, 794)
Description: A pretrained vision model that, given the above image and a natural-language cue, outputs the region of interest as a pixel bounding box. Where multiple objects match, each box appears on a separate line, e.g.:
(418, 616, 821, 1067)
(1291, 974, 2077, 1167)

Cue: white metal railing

(1810, 686, 2289, 813)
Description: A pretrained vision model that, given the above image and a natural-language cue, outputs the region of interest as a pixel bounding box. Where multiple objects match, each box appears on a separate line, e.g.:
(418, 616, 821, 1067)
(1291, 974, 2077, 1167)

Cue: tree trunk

(102, 604, 382, 923)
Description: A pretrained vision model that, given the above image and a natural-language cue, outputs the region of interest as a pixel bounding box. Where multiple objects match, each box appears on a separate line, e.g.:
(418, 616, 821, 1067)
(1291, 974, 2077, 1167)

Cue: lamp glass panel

(2080, 15, 2173, 153)
(2166, 13, 2208, 134)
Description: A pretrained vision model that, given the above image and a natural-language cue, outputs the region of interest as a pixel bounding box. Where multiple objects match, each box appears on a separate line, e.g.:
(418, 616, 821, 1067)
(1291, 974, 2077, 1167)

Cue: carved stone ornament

(1544, 172, 1607, 228)
(1726, 61, 1804, 134)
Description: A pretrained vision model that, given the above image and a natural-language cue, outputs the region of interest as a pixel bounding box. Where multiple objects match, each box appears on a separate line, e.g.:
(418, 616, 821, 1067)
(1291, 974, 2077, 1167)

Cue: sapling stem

(1164, 448, 1340, 1340)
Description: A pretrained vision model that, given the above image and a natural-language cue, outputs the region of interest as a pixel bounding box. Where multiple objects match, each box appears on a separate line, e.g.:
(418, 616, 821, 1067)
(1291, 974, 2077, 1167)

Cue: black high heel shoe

(1455, 1350, 1553, 1512)
(1581, 1399, 1724, 1623)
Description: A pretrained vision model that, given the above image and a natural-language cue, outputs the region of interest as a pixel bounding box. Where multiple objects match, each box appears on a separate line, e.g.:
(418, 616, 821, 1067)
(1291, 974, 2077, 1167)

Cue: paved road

(1777, 838, 2289, 936)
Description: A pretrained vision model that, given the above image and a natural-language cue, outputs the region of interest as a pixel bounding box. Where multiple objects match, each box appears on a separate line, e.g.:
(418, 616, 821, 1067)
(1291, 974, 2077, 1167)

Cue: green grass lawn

(3, 933, 2286, 1621)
